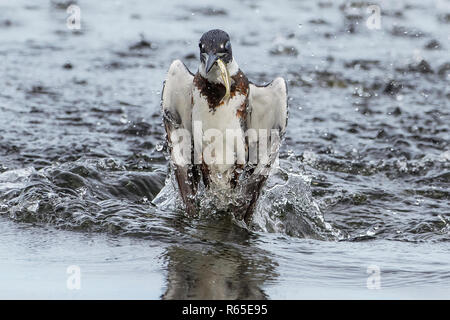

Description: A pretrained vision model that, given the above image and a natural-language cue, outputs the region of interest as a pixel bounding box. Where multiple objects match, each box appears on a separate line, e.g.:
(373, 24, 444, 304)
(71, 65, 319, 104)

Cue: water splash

(153, 156, 342, 240)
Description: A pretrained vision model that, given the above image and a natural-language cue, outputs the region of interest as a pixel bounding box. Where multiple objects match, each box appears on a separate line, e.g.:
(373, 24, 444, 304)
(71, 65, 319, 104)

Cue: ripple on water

(0, 0, 449, 245)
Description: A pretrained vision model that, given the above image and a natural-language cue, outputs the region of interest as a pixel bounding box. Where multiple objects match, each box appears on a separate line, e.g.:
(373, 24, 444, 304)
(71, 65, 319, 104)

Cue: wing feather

(248, 77, 288, 134)
(247, 77, 288, 174)
(236, 77, 288, 222)
(162, 60, 194, 132)
(161, 60, 198, 214)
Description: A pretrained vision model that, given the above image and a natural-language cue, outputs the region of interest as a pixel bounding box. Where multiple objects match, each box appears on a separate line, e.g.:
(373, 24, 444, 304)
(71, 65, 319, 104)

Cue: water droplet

(155, 143, 164, 152)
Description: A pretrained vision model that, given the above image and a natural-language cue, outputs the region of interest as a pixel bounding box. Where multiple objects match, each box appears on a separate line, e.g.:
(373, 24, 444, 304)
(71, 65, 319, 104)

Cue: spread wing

(236, 77, 287, 223)
(161, 60, 198, 214)
(247, 77, 288, 175)
(162, 60, 193, 133)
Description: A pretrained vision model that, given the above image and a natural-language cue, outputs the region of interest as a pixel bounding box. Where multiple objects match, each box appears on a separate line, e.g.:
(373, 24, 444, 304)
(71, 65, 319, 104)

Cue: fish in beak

(205, 54, 231, 103)
(216, 59, 231, 103)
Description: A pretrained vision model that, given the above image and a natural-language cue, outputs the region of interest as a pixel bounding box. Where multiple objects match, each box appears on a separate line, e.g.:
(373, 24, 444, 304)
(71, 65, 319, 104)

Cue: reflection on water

(162, 214, 277, 299)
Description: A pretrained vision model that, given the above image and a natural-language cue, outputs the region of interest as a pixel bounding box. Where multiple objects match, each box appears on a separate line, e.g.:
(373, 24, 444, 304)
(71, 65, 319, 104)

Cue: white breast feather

(192, 90, 246, 187)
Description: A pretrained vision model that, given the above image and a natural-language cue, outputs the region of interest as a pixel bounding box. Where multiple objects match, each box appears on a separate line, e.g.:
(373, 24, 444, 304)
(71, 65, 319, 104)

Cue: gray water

(0, 0, 449, 299)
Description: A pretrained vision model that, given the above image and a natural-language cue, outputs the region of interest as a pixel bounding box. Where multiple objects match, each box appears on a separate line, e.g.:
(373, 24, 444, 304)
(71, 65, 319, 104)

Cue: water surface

(0, 0, 449, 299)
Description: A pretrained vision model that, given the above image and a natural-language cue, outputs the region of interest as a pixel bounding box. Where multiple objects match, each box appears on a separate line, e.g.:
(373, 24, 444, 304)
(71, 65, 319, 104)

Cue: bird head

(198, 30, 234, 102)
(199, 29, 233, 74)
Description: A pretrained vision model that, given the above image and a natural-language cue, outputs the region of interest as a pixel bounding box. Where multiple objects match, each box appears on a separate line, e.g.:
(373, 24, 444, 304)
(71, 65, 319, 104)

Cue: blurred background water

(0, 0, 449, 299)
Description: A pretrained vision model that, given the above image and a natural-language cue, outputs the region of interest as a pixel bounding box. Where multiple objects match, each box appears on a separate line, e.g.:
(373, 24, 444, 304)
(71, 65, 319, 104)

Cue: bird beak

(205, 53, 218, 74)
(216, 59, 231, 103)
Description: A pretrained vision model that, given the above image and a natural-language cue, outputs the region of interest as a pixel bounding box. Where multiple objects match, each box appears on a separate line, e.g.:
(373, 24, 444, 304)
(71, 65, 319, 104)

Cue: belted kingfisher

(161, 29, 288, 222)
